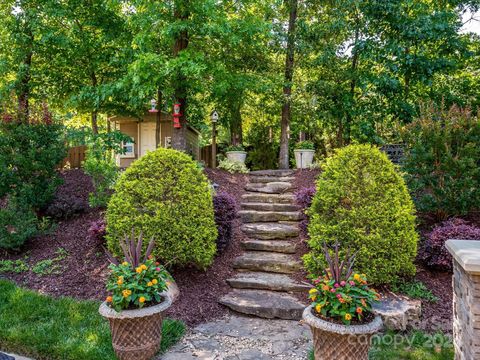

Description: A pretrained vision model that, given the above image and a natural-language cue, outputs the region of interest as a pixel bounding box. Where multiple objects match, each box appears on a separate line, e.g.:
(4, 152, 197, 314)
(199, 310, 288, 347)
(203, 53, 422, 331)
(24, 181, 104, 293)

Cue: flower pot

(302, 305, 383, 360)
(294, 149, 315, 169)
(99, 294, 172, 360)
(226, 151, 247, 164)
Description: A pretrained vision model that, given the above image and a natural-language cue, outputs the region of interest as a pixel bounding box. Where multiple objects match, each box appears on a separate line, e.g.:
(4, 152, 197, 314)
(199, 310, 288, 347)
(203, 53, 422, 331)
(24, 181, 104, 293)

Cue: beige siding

(118, 122, 138, 168)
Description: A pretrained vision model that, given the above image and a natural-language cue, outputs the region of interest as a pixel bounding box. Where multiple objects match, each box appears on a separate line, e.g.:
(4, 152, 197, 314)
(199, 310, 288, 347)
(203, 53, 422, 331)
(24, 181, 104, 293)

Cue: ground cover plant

(392, 280, 439, 303)
(0, 280, 185, 360)
(106, 148, 218, 269)
(305, 144, 419, 284)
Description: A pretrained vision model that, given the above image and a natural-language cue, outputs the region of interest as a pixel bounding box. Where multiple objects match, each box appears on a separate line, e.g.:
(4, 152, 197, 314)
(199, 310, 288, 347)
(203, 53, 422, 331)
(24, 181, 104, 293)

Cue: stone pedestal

(446, 240, 480, 360)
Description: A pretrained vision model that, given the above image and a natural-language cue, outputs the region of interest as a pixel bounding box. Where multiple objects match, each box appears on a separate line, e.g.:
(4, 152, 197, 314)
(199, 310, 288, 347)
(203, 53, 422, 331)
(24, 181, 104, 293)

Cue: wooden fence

(201, 144, 214, 168)
(60, 145, 87, 169)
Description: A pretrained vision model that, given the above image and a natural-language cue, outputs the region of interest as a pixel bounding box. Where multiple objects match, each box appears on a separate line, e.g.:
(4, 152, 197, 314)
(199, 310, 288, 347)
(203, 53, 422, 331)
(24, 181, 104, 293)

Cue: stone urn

(99, 294, 172, 360)
(226, 151, 247, 164)
(294, 149, 315, 169)
(302, 305, 383, 360)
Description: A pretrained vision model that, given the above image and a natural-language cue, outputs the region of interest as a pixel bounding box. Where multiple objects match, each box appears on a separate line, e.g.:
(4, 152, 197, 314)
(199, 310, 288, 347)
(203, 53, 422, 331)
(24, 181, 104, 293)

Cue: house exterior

(109, 112, 200, 168)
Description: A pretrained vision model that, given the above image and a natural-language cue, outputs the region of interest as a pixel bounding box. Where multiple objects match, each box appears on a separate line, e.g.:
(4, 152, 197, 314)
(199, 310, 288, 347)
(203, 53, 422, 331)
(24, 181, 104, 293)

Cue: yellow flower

(353, 274, 361, 281)
(345, 313, 352, 321)
(315, 304, 322, 313)
(141, 264, 147, 270)
(309, 288, 318, 295)
(147, 282, 153, 287)
(152, 279, 158, 285)
(136, 267, 143, 274)
(122, 289, 132, 298)
(139, 297, 146, 303)
(312, 296, 317, 302)
(122, 261, 128, 266)
(117, 277, 124, 285)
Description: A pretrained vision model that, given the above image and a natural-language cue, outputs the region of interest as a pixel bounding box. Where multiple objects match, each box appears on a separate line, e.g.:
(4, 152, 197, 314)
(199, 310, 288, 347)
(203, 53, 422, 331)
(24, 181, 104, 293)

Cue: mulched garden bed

(1, 168, 248, 327)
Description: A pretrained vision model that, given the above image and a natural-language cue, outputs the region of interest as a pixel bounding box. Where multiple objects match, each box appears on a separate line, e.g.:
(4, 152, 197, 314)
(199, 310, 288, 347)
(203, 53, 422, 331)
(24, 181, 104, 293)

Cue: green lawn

(309, 331, 454, 360)
(0, 280, 185, 360)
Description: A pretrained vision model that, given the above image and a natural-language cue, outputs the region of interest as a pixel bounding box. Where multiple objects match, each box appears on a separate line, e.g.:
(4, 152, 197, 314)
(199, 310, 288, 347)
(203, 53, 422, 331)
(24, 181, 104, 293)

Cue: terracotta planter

(226, 151, 247, 164)
(303, 305, 383, 360)
(294, 149, 315, 169)
(99, 294, 172, 360)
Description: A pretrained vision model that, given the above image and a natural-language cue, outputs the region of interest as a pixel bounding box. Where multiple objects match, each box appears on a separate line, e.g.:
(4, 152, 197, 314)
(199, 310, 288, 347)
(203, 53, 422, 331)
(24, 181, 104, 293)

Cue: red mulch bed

(1, 168, 248, 327)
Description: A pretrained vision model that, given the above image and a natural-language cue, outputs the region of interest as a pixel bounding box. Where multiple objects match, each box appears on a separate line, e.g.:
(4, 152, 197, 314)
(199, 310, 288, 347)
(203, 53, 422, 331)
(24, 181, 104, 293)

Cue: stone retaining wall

(446, 240, 480, 360)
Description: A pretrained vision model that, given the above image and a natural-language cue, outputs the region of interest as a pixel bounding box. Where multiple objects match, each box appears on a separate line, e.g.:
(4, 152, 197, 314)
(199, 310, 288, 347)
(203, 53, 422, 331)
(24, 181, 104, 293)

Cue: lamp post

(211, 110, 219, 168)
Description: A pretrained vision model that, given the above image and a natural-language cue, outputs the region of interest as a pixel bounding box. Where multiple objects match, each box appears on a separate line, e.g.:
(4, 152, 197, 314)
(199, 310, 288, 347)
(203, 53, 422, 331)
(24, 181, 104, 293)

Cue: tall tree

(279, 0, 298, 169)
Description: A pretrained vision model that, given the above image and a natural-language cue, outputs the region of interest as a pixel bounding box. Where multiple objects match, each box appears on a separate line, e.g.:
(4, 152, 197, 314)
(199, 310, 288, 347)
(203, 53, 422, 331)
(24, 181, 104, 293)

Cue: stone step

(250, 176, 295, 184)
(219, 289, 305, 320)
(241, 202, 299, 212)
(245, 182, 293, 194)
(249, 170, 295, 177)
(233, 252, 302, 273)
(227, 272, 310, 292)
(241, 222, 299, 239)
(242, 239, 296, 253)
(242, 193, 295, 204)
(239, 210, 302, 223)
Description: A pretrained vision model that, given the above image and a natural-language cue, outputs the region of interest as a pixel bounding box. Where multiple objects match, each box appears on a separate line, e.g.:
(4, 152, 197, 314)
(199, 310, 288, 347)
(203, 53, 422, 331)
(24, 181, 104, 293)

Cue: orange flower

(106, 296, 113, 303)
(122, 289, 132, 298)
(139, 297, 146, 303)
(361, 299, 367, 307)
(356, 307, 363, 314)
(322, 285, 330, 291)
(136, 267, 143, 274)
(117, 277, 124, 285)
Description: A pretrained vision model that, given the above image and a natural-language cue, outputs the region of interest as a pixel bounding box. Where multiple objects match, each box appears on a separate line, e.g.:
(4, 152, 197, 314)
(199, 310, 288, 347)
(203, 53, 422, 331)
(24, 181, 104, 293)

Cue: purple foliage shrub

(44, 169, 94, 219)
(295, 186, 316, 235)
(421, 218, 480, 271)
(213, 191, 238, 253)
(88, 218, 106, 242)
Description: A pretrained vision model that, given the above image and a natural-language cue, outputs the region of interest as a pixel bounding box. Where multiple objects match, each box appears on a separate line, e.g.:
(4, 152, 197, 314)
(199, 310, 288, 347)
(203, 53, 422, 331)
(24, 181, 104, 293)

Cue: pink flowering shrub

(420, 218, 480, 271)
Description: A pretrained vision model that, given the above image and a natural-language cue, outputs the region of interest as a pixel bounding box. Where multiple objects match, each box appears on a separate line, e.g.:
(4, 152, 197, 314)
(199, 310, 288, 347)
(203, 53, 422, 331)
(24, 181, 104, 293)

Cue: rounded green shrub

(106, 148, 217, 269)
(304, 144, 418, 284)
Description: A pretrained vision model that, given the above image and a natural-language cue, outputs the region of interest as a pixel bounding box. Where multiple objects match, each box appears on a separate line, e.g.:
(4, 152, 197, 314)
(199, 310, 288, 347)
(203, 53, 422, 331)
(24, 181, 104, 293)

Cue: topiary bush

(420, 218, 480, 272)
(106, 148, 217, 269)
(213, 191, 238, 253)
(305, 144, 419, 284)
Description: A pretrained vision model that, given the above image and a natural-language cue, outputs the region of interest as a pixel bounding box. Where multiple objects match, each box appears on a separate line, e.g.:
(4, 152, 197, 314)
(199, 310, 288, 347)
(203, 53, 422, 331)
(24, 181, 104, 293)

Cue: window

(120, 141, 135, 158)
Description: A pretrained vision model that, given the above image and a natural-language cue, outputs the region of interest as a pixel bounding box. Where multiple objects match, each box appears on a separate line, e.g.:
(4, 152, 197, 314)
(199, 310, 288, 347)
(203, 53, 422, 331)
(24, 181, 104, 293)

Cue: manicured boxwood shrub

(213, 191, 238, 253)
(106, 148, 217, 269)
(305, 144, 419, 284)
(420, 218, 480, 271)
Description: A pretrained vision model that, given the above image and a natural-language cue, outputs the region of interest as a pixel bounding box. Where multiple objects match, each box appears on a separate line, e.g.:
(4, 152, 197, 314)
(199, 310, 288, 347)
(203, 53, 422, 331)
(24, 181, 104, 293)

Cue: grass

(392, 281, 439, 302)
(0, 280, 186, 360)
(308, 331, 454, 360)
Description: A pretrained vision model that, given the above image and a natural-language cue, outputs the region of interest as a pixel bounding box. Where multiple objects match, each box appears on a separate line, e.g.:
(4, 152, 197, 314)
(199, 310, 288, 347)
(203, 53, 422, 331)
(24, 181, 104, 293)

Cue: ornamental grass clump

(105, 232, 171, 311)
(308, 243, 379, 325)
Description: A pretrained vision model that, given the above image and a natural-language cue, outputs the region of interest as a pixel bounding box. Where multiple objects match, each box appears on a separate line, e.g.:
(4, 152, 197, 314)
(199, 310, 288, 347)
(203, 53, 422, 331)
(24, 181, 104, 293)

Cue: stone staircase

(219, 170, 309, 320)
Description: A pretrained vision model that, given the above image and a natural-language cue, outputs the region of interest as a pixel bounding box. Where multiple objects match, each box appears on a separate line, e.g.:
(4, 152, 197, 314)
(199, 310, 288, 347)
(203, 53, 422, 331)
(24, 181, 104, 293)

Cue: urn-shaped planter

(294, 149, 315, 169)
(226, 151, 247, 164)
(303, 305, 383, 360)
(99, 294, 172, 360)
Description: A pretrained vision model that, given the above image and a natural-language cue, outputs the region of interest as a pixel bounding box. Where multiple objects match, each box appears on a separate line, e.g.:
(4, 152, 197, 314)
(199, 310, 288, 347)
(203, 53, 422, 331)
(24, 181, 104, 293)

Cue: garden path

(159, 314, 311, 360)
(219, 170, 309, 320)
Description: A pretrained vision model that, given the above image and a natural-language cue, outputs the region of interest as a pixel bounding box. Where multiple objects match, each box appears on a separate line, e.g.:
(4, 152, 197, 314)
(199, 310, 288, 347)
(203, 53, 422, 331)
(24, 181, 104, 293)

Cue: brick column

(446, 240, 480, 360)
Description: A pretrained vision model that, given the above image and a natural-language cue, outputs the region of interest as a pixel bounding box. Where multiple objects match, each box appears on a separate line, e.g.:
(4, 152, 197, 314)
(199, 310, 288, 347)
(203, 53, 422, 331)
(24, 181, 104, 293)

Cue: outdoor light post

(211, 110, 219, 168)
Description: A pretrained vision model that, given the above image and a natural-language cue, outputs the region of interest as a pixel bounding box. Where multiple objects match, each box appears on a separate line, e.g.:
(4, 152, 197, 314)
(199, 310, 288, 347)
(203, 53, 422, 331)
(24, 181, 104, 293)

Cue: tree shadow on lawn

(0, 280, 185, 360)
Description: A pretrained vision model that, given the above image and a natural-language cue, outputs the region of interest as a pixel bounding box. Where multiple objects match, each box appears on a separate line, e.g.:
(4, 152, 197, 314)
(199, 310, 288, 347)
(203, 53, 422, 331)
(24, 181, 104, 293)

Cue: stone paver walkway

(220, 170, 309, 320)
(160, 314, 311, 360)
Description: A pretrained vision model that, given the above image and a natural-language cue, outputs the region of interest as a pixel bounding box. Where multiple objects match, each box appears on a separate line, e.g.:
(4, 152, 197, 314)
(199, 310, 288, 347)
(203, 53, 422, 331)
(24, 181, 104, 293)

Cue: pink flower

(349, 281, 355, 286)
(334, 283, 340, 288)
(336, 293, 342, 299)
(330, 288, 336, 293)
(156, 267, 161, 271)
(340, 281, 346, 286)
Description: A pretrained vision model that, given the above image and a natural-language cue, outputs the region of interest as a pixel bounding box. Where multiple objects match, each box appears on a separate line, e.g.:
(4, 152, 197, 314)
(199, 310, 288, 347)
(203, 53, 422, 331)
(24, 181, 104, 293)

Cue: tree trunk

(17, 27, 33, 123)
(91, 72, 99, 134)
(279, 0, 298, 169)
(155, 89, 162, 148)
(171, 2, 189, 152)
(230, 101, 243, 145)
